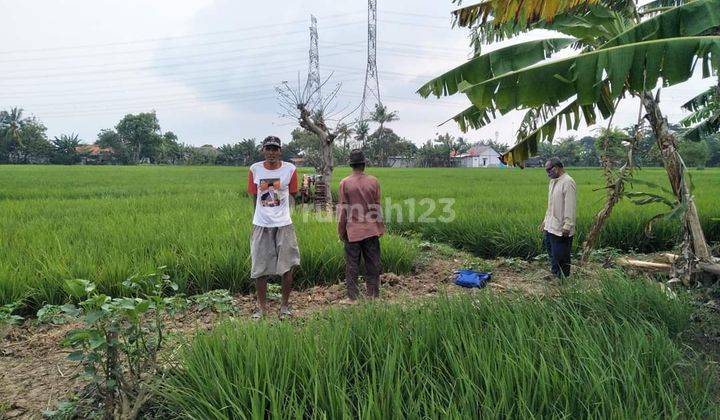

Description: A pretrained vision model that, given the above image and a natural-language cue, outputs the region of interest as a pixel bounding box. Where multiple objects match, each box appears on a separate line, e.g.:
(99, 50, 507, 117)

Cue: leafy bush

(189, 289, 235, 313)
(61, 268, 185, 419)
(36, 303, 81, 325)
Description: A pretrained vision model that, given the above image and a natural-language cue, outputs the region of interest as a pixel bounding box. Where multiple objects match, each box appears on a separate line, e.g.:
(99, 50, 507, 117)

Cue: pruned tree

(276, 74, 357, 207)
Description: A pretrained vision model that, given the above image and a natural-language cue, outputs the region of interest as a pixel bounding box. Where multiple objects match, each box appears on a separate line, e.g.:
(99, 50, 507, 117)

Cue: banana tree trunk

(581, 131, 635, 264)
(641, 91, 711, 263)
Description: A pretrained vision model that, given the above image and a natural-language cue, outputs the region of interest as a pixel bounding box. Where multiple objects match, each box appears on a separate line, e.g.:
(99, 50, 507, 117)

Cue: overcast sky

(1, 0, 716, 147)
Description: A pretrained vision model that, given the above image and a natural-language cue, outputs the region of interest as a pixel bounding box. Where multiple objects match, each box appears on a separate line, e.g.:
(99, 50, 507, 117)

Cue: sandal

(251, 308, 264, 320)
(279, 306, 292, 320)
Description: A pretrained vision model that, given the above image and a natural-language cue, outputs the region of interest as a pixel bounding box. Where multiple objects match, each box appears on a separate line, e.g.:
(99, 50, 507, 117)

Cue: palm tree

(369, 103, 399, 166)
(0, 108, 29, 162)
(369, 103, 398, 135)
(354, 120, 370, 148)
(420, 0, 720, 277)
(335, 123, 356, 153)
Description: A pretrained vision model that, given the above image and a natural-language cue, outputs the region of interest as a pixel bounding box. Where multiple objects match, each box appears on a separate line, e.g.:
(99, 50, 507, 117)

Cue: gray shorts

(250, 224, 301, 279)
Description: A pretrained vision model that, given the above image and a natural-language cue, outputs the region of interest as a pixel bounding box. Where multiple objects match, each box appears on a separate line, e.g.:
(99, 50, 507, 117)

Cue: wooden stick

(616, 258, 672, 271)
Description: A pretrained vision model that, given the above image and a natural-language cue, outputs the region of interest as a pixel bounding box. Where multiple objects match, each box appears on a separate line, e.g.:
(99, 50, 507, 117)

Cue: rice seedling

(0, 166, 417, 308)
(161, 273, 718, 418)
(1, 165, 718, 308)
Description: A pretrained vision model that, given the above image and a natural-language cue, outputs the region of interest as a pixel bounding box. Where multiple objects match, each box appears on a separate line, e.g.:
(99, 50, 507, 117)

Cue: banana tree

(419, 0, 720, 278)
(680, 81, 720, 141)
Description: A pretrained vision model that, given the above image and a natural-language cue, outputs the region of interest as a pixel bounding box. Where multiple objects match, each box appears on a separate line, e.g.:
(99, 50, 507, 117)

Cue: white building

(453, 144, 503, 168)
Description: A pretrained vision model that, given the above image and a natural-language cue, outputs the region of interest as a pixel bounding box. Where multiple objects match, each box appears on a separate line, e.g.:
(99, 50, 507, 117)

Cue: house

(76, 144, 116, 165)
(453, 144, 503, 168)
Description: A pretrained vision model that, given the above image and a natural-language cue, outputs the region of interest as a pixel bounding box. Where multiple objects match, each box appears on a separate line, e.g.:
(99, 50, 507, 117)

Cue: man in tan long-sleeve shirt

(540, 157, 576, 278)
(338, 149, 385, 301)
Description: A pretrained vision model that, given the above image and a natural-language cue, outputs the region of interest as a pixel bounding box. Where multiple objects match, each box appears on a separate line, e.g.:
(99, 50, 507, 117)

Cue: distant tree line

(2, 107, 718, 168)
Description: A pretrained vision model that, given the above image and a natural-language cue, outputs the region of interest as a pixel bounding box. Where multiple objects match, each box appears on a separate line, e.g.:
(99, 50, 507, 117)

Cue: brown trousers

(344, 236, 381, 299)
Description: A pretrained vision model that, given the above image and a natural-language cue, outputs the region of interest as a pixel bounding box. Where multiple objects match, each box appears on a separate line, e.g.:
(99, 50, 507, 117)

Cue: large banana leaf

(463, 37, 720, 114)
(495, 36, 720, 165)
(417, 38, 575, 98)
(680, 83, 719, 140)
(681, 85, 719, 111)
(682, 111, 720, 141)
(602, 0, 720, 51)
(451, 0, 601, 27)
(500, 84, 614, 166)
(468, 5, 629, 47)
(444, 106, 496, 131)
(638, 0, 689, 15)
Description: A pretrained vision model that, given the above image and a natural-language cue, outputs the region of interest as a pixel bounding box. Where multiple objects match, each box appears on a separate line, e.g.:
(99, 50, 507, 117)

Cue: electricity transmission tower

(360, 0, 381, 122)
(307, 15, 321, 107)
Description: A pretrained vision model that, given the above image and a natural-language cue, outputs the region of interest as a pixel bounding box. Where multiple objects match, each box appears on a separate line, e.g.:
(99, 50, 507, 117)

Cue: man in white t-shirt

(247, 136, 300, 319)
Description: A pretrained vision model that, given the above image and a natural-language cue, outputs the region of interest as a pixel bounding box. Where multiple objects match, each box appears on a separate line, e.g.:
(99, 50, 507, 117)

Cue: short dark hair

(350, 162, 366, 170)
(546, 157, 563, 168)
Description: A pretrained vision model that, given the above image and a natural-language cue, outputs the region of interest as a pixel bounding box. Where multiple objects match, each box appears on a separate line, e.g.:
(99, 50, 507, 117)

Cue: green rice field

(161, 274, 718, 418)
(1, 165, 719, 308)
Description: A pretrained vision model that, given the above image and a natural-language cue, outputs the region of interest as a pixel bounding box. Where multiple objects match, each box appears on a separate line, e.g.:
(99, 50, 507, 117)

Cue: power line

(1, 39, 366, 78)
(23, 74, 370, 112)
(32, 77, 369, 118)
(0, 44, 366, 82)
(0, 11, 365, 56)
(4, 67, 363, 98)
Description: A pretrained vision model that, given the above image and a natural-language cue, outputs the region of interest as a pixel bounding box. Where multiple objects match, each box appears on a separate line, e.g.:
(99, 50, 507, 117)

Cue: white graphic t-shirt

(247, 161, 298, 227)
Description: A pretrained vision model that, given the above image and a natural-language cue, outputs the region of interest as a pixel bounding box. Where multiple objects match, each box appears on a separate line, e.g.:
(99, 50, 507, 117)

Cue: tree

(369, 103, 398, 134)
(187, 145, 218, 165)
(679, 139, 710, 168)
(707, 134, 720, 166)
(365, 127, 416, 166)
(354, 120, 370, 147)
(115, 112, 162, 163)
(276, 77, 351, 208)
(156, 131, 182, 164)
(417, 133, 469, 167)
(368, 104, 399, 166)
(217, 138, 262, 166)
(680, 81, 720, 142)
(335, 123, 355, 164)
(51, 133, 82, 165)
(18, 118, 52, 163)
(96, 129, 129, 163)
(0, 107, 28, 163)
(420, 0, 720, 278)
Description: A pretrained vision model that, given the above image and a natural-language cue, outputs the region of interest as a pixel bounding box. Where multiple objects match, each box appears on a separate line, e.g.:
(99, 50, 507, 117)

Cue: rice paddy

(161, 274, 718, 418)
(3, 165, 720, 418)
(1, 165, 719, 308)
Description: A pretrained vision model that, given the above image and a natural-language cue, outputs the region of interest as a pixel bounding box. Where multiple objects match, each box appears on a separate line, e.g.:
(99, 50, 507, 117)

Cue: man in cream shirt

(540, 157, 576, 279)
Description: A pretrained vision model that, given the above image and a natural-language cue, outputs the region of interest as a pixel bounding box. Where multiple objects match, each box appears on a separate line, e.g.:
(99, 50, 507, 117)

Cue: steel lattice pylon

(360, 0, 381, 123)
(307, 15, 321, 108)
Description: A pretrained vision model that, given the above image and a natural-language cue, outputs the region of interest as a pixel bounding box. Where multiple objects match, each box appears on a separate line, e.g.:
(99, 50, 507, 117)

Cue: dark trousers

(344, 236, 381, 299)
(543, 231, 573, 278)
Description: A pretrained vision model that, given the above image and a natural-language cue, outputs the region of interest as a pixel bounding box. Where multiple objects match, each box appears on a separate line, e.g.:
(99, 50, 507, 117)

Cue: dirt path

(0, 255, 558, 419)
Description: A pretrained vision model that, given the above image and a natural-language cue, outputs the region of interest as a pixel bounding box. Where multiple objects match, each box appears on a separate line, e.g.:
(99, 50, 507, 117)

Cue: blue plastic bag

(453, 270, 491, 288)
